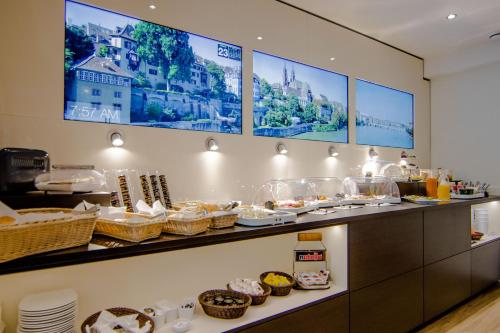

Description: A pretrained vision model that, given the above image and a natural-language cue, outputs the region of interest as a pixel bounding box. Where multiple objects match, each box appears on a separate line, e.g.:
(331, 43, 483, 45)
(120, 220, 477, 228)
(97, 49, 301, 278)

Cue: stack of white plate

(473, 208, 489, 234)
(17, 289, 77, 333)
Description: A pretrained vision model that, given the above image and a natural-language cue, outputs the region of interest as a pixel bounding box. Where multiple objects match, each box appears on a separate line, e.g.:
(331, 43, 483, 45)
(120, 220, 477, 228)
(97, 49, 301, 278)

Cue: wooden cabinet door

(349, 212, 423, 290)
(238, 294, 349, 333)
(471, 240, 500, 295)
(424, 251, 471, 321)
(424, 206, 471, 265)
(350, 269, 423, 333)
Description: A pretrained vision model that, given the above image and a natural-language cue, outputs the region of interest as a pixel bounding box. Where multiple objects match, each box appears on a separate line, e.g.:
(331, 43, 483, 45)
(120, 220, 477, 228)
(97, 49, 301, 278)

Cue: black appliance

(0, 148, 50, 193)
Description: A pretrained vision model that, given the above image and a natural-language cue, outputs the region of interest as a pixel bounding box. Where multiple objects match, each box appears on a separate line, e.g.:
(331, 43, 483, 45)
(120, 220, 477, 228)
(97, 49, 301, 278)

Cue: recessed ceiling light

(149, 4, 156, 10)
(257, 36, 263, 40)
(447, 13, 457, 20)
(330, 57, 335, 61)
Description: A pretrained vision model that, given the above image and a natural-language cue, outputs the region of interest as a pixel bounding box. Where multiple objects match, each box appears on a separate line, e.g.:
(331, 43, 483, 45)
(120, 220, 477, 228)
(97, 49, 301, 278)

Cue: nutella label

(295, 250, 325, 262)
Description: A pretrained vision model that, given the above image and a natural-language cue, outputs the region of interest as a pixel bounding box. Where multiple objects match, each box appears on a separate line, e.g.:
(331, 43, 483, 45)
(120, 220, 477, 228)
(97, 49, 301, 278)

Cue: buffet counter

(0, 198, 496, 276)
(0, 197, 499, 333)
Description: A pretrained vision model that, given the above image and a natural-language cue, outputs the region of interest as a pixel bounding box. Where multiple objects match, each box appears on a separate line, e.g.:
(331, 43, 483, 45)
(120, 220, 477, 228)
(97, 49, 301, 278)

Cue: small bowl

(227, 282, 271, 306)
(142, 307, 165, 329)
(172, 319, 191, 333)
(198, 289, 251, 319)
(178, 297, 196, 320)
(155, 300, 178, 323)
(459, 188, 475, 195)
(260, 271, 295, 296)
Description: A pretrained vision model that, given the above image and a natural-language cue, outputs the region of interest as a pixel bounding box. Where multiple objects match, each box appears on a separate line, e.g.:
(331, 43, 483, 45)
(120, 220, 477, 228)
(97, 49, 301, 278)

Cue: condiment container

(178, 298, 195, 320)
(293, 232, 327, 274)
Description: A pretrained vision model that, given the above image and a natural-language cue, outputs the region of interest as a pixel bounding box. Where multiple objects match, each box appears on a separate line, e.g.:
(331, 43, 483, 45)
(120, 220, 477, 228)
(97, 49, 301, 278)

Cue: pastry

(0, 216, 15, 225)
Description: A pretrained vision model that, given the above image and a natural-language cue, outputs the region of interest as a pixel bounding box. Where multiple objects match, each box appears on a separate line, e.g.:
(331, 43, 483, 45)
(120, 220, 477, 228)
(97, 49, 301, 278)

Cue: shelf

(0, 197, 497, 276)
(471, 234, 500, 248)
(158, 285, 347, 333)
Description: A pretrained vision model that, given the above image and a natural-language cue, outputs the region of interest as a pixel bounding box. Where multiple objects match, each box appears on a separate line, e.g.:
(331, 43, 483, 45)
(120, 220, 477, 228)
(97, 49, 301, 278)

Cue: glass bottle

(437, 171, 451, 201)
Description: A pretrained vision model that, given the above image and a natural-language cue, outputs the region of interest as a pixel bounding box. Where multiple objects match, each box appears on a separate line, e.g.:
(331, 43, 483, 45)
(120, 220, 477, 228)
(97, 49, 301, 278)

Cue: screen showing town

(356, 79, 414, 149)
(253, 51, 348, 143)
(64, 1, 242, 134)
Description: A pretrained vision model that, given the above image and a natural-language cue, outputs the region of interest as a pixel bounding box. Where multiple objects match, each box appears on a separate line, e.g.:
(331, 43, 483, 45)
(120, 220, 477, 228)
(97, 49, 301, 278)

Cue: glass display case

(305, 177, 344, 208)
(342, 176, 401, 204)
(253, 179, 319, 214)
(379, 162, 406, 181)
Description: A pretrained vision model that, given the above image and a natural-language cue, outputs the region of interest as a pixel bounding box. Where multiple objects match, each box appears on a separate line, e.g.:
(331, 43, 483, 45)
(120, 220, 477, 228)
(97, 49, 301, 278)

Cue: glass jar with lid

(293, 232, 330, 290)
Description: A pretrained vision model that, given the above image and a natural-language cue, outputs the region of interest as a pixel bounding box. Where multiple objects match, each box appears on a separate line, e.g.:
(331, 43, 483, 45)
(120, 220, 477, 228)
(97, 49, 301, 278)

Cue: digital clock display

(218, 44, 242, 61)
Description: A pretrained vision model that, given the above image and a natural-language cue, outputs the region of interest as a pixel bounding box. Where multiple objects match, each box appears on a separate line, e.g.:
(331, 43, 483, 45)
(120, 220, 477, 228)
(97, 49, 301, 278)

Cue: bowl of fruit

(260, 271, 295, 296)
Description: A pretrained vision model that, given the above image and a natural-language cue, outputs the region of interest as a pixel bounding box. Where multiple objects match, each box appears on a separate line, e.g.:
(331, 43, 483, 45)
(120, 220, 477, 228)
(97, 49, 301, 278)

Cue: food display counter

(0, 197, 499, 333)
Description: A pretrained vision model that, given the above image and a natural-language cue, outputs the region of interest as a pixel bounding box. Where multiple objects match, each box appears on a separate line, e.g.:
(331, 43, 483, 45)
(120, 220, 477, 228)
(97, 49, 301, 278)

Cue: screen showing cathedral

(64, 0, 242, 135)
(253, 51, 348, 143)
(356, 79, 414, 149)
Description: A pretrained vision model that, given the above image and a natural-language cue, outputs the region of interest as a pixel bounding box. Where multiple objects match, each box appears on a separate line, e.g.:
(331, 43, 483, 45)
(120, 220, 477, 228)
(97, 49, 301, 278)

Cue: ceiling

(280, 0, 500, 60)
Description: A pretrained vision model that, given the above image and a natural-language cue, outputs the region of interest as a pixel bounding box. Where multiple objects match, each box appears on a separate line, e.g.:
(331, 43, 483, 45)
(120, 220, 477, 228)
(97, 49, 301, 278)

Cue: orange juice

(437, 183, 451, 200)
(426, 178, 438, 198)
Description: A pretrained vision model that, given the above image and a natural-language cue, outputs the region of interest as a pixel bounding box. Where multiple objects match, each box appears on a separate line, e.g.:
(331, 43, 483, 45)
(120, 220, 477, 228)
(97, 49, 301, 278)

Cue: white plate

(342, 197, 401, 205)
(275, 203, 319, 214)
(20, 314, 75, 327)
(18, 320, 74, 333)
(19, 289, 77, 312)
(20, 302, 76, 316)
(19, 319, 75, 331)
(237, 211, 297, 227)
(451, 192, 485, 199)
(316, 200, 340, 208)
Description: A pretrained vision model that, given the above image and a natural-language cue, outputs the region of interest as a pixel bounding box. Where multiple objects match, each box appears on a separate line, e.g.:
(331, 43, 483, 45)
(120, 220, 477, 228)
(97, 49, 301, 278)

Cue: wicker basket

(94, 213, 165, 242)
(227, 282, 271, 306)
(198, 289, 251, 319)
(0, 208, 97, 263)
(260, 271, 296, 296)
(81, 307, 154, 333)
(210, 213, 238, 229)
(163, 216, 211, 235)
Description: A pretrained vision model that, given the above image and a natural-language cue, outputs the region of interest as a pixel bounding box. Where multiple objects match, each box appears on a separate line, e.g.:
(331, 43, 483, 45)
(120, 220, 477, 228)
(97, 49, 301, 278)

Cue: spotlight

(149, 4, 156, 10)
(276, 142, 288, 155)
(328, 145, 339, 157)
(109, 130, 124, 147)
(206, 137, 219, 151)
(447, 13, 457, 20)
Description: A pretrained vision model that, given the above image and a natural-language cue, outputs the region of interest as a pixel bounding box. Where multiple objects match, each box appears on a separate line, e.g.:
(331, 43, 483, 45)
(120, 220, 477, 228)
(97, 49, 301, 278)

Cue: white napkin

(86, 310, 152, 333)
(100, 206, 127, 220)
(136, 200, 166, 218)
(0, 200, 20, 221)
(73, 200, 99, 214)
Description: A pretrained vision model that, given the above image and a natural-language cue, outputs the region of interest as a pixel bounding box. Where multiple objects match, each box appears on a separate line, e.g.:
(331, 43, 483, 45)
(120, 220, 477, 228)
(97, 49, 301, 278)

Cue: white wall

(431, 60, 500, 193)
(0, 0, 430, 202)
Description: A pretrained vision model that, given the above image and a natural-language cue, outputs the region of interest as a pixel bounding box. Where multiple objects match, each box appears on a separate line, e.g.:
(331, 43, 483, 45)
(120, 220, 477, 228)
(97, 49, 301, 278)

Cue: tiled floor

(419, 283, 500, 333)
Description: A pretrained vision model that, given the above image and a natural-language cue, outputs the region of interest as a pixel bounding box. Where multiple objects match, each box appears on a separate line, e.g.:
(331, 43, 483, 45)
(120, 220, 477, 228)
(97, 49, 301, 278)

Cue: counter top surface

(0, 197, 497, 275)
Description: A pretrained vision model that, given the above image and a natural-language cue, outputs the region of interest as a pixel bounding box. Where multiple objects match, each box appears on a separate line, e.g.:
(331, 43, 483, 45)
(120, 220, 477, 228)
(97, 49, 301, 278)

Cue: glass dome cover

(342, 176, 401, 204)
(253, 179, 319, 213)
(305, 177, 344, 207)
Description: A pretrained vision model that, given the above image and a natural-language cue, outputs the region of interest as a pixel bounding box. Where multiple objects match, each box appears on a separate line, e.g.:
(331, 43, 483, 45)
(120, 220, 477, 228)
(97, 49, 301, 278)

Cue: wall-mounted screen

(253, 51, 348, 143)
(64, 1, 242, 134)
(356, 79, 414, 149)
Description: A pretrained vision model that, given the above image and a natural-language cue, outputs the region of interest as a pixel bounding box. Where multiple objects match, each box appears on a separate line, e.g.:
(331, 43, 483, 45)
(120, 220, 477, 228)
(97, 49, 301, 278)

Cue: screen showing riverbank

(356, 79, 414, 149)
(253, 51, 348, 143)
